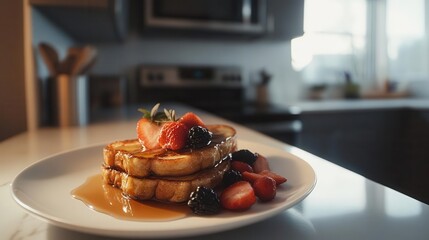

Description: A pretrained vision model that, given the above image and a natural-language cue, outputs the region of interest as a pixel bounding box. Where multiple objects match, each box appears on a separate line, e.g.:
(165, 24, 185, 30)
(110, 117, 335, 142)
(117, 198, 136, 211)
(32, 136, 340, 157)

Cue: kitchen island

(293, 98, 429, 204)
(1, 104, 428, 240)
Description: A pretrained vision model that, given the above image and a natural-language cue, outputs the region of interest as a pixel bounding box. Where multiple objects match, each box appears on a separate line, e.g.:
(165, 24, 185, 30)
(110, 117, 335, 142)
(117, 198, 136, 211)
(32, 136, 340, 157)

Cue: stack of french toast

(101, 104, 287, 215)
(101, 104, 237, 203)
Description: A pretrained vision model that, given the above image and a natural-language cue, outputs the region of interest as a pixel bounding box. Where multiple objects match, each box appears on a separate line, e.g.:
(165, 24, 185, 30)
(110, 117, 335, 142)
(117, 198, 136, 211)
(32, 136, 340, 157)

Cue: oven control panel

(139, 65, 242, 87)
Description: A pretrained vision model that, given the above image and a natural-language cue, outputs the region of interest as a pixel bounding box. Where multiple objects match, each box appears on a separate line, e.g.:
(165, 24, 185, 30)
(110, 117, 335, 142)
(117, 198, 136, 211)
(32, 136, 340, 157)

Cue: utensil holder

(53, 74, 89, 127)
(256, 85, 268, 106)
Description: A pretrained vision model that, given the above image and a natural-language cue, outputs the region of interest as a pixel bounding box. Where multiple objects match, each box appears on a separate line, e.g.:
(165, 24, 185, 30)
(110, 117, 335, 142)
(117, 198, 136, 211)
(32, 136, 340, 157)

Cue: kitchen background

(3, 0, 429, 133)
(1, 0, 429, 204)
(32, 0, 303, 107)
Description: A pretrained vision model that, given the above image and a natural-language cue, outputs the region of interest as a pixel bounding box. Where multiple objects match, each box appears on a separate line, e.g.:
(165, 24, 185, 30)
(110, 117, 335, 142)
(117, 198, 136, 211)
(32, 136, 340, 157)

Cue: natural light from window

(386, 0, 427, 82)
(385, 187, 422, 218)
(291, 0, 366, 85)
(292, 0, 427, 93)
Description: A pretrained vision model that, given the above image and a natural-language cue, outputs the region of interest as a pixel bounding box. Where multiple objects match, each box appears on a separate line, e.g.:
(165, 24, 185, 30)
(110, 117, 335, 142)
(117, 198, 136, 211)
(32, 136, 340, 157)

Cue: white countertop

(295, 98, 429, 112)
(1, 104, 429, 240)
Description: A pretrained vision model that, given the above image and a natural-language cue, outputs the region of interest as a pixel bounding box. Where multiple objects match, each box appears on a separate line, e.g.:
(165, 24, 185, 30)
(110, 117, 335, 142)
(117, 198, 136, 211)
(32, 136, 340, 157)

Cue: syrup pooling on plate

(71, 174, 190, 221)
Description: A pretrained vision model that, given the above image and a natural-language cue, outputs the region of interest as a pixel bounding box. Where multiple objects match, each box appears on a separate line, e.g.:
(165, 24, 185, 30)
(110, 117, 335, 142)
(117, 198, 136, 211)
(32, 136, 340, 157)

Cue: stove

(136, 64, 244, 109)
(134, 64, 302, 145)
(139, 65, 242, 88)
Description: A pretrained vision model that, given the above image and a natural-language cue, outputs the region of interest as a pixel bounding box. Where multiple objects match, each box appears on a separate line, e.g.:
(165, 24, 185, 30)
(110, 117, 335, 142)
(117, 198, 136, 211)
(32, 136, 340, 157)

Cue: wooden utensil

(61, 46, 86, 75)
(60, 52, 78, 75)
(71, 46, 97, 76)
(78, 52, 97, 75)
(38, 42, 60, 77)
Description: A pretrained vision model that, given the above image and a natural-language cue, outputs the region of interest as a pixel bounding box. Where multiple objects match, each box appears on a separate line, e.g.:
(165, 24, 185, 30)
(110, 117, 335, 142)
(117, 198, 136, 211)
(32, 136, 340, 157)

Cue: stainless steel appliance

(137, 65, 244, 109)
(144, 0, 267, 35)
(139, 65, 242, 88)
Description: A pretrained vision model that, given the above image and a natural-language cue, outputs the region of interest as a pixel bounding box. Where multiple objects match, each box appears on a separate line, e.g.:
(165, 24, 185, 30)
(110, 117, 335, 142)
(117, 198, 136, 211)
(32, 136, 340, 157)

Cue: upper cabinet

(31, 0, 129, 43)
(31, 0, 303, 43)
(265, 0, 304, 40)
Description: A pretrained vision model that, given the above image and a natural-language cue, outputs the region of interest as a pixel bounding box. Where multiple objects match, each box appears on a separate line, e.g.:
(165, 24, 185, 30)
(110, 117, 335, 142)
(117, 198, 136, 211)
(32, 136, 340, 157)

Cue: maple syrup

(71, 174, 190, 221)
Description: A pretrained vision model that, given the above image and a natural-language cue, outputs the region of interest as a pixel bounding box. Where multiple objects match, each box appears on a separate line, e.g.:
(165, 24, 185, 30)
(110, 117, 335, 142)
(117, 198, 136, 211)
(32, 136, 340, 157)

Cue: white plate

(11, 140, 316, 238)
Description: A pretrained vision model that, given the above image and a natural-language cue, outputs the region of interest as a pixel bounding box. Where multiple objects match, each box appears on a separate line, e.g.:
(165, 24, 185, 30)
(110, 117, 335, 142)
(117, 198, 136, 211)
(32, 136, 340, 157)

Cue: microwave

(144, 0, 267, 35)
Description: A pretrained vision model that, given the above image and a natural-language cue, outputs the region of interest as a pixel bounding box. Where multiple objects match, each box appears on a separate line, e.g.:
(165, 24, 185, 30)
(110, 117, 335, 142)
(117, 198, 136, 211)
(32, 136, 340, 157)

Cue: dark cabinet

(31, 0, 129, 43)
(297, 108, 429, 204)
(399, 109, 429, 202)
(265, 0, 304, 40)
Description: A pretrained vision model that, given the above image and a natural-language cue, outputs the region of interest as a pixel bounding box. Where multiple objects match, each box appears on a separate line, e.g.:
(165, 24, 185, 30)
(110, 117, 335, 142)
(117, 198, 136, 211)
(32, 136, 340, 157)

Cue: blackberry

(187, 186, 221, 215)
(187, 126, 213, 149)
(222, 169, 242, 187)
(231, 149, 258, 165)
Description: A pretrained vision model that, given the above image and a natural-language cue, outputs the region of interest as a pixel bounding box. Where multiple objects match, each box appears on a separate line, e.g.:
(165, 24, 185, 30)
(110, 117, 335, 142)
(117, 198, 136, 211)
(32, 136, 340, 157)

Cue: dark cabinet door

(297, 108, 429, 204)
(32, 0, 129, 43)
(400, 109, 429, 202)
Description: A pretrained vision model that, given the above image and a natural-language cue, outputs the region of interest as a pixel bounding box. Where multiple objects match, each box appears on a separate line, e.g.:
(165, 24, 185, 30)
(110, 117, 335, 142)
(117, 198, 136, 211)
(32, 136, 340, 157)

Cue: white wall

(93, 37, 304, 105)
(32, 8, 74, 80)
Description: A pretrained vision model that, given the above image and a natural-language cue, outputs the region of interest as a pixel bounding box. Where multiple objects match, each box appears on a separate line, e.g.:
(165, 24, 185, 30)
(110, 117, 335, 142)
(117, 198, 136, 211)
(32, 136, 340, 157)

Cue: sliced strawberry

(158, 121, 189, 150)
(241, 171, 264, 184)
(252, 153, 271, 173)
(231, 161, 254, 174)
(136, 118, 163, 150)
(178, 112, 206, 129)
(259, 170, 287, 186)
(253, 176, 276, 202)
(220, 181, 256, 211)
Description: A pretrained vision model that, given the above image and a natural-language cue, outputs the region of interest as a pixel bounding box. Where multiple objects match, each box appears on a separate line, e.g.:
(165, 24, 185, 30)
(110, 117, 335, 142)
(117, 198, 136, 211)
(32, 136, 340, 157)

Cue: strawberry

(253, 176, 276, 202)
(136, 118, 163, 150)
(220, 181, 256, 211)
(241, 171, 264, 184)
(252, 153, 271, 173)
(231, 161, 254, 174)
(259, 170, 287, 186)
(242, 170, 287, 186)
(179, 112, 206, 129)
(158, 121, 189, 150)
(136, 103, 177, 150)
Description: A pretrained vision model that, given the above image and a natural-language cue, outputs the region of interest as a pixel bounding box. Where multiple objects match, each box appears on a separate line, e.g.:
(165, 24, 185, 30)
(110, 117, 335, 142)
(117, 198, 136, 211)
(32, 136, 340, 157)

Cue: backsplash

(93, 37, 304, 105)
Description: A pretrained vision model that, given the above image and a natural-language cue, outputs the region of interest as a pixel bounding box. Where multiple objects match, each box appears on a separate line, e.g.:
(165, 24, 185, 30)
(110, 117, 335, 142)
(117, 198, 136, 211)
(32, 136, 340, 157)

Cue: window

(386, 0, 427, 82)
(292, 0, 367, 86)
(292, 0, 427, 96)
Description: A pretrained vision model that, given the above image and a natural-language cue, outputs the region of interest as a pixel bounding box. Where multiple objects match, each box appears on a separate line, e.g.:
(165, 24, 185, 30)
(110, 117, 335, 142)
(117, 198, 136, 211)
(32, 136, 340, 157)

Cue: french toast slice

(103, 125, 236, 178)
(101, 158, 230, 203)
